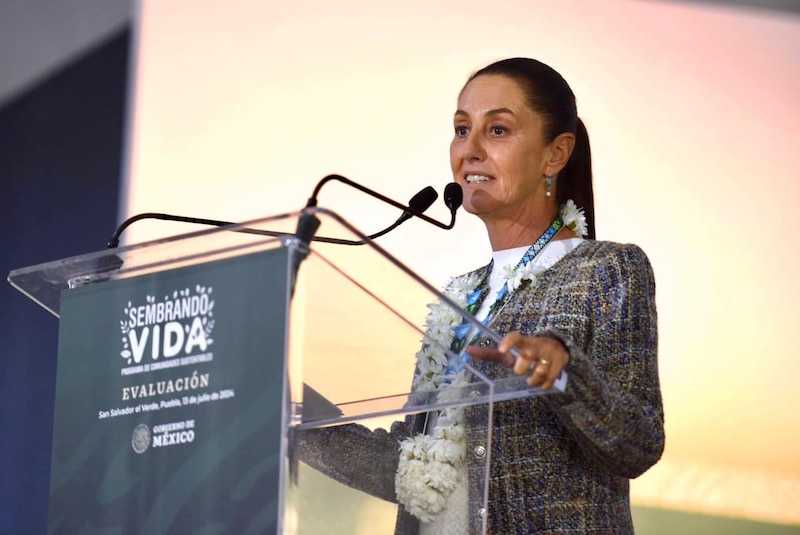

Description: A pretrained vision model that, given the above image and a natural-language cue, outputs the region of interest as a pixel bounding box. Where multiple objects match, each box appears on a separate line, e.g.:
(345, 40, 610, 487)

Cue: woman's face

(450, 74, 557, 223)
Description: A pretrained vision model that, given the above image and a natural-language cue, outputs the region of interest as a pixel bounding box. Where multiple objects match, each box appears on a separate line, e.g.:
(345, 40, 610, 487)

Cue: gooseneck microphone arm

(306, 174, 458, 230)
(106, 176, 460, 249)
(105, 213, 282, 248)
(105, 211, 404, 249)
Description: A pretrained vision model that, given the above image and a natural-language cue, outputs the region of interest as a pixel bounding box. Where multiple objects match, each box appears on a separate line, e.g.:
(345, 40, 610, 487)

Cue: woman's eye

(491, 125, 507, 136)
(454, 125, 469, 136)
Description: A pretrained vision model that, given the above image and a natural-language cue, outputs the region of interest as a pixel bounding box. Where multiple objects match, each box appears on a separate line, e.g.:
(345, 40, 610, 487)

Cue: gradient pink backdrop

(123, 0, 800, 526)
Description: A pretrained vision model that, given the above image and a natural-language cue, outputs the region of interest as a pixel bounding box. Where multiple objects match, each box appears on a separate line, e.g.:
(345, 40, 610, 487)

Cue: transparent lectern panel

(284, 209, 497, 533)
(283, 208, 567, 535)
(287, 208, 503, 416)
(288, 389, 492, 535)
(288, 208, 566, 416)
(7, 207, 565, 535)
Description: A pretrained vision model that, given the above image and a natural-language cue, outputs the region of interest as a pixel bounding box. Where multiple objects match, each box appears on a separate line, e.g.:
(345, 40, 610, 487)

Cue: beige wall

(124, 0, 800, 527)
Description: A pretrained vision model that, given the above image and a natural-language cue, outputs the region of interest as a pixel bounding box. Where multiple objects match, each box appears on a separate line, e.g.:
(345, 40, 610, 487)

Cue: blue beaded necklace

(449, 214, 564, 358)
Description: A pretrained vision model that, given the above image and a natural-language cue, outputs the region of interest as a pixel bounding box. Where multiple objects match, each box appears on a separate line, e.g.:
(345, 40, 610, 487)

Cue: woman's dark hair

(467, 58, 595, 239)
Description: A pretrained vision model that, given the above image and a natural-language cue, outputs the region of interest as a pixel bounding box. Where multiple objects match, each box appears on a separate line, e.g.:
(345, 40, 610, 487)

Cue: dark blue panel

(0, 26, 129, 535)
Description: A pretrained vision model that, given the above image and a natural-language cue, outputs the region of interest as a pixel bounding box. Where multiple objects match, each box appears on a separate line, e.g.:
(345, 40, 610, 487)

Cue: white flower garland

(396, 269, 477, 522)
(395, 201, 588, 522)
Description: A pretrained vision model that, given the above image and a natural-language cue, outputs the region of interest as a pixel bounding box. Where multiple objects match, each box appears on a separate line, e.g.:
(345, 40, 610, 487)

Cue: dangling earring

(545, 175, 554, 197)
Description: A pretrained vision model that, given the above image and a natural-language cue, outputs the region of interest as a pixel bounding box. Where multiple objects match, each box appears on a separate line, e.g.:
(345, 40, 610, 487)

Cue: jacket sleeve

(544, 243, 664, 478)
(295, 416, 415, 503)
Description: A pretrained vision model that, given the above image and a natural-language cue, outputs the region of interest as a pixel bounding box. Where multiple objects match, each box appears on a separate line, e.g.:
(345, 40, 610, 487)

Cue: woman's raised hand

(466, 331, 569, 390)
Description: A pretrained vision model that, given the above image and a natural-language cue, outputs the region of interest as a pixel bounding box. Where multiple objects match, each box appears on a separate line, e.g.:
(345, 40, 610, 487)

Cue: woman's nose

(461, 131, 486, 162)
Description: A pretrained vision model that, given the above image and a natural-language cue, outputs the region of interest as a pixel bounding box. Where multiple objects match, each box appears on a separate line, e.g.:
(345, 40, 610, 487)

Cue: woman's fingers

(532, 338, 566, 388)
(498, 331, 526, 355)
(482, 332, 569, 390)
(465, 345, 515, 367)
(467, 332, 569, 390)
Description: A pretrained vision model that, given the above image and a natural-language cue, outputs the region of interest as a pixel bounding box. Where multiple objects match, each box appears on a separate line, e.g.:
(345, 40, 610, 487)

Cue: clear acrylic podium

(8, 208, 565, 534)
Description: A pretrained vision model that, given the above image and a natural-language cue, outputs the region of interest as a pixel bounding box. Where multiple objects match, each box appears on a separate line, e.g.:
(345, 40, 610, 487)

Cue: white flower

(449, 273, 480, 296)
(509, 269, 525, 292)
(498, 263, 516, 281)
(436, 373, 469, 403)
(560, 199, 588, 237)
(426, 301, 461, 329)
(517, 261, 534, 279)
(501, 260, 539, 293)
(395, 404, 468, 521)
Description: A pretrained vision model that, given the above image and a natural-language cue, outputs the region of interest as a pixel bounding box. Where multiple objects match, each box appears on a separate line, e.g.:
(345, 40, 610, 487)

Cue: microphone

(365, 186, 438, 241)
(444, 182, 463, 215)
(397, 186, 438, 225)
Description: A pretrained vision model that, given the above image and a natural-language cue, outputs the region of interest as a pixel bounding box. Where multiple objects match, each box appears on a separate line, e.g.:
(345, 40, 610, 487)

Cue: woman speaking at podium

(300, 57, 664, 534)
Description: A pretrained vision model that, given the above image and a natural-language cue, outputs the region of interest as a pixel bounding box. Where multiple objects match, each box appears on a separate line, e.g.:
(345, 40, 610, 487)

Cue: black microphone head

(395, 186, 439, 224)
(409, 186, 438, 212)
(444, 183, 463, 213)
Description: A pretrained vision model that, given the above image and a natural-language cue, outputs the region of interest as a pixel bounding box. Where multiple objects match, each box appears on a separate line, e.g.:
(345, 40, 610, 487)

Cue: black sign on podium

(8, 208, 565, 534)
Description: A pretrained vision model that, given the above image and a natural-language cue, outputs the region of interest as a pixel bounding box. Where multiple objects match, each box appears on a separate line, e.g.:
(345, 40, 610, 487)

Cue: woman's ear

(546, 132, 576, 176)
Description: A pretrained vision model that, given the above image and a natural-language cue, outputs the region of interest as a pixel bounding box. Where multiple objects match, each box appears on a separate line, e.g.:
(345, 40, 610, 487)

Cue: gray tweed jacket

(298, 240, 665, 534)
